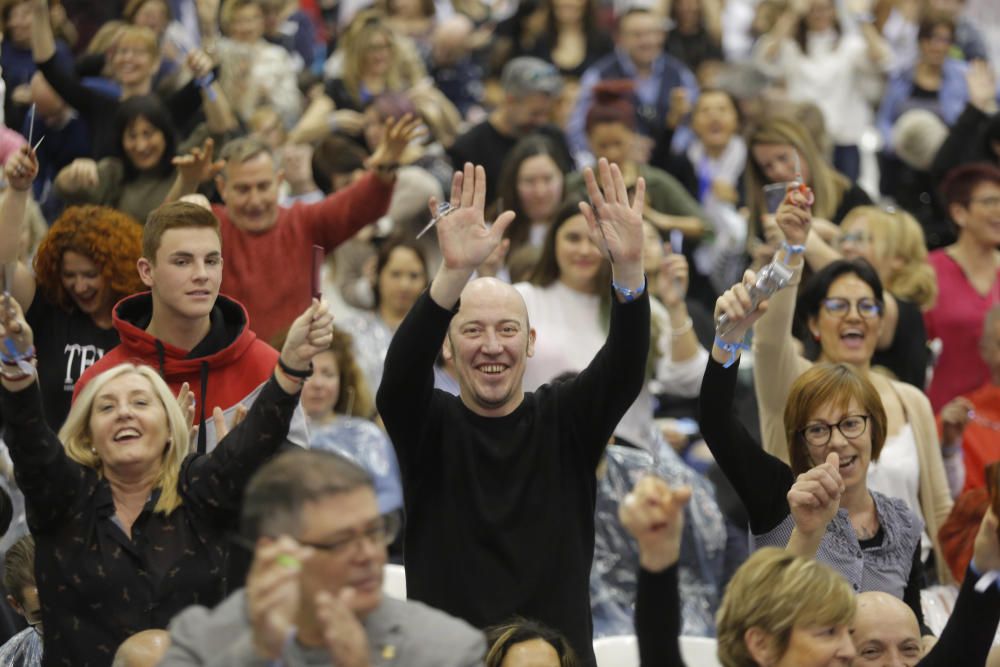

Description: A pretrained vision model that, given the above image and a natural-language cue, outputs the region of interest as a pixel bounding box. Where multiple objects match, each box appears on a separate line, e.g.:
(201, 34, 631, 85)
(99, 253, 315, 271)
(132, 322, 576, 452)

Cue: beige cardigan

(751, 266, 954, 584)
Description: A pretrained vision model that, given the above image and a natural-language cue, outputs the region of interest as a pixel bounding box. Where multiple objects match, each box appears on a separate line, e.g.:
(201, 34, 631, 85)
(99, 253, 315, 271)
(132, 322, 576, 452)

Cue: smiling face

(555, 214, 603, 292)
(362, 29, 393, 77)
(618, 11, 665, 70)
(89, 372, 170, 476)
(804, 0, 836, 32)
(772, 623, 856, 667)
(588, 122, 633, 169)
(123, 115, 167, 172)
(918, 24, 953, 68)
(810, 274, 883, 367)
(61, 251, 115, 320)
(445, 278, 536, 417)
(952, 181, 1000, 248)
(377, 247, 427, 318)
(112, 35, 158, 89)
(217, 152, 283, 233)
(6, 1, 33, 48)
(837, 216, 878, 267)
(851, 592, 923, 666)
(297, 487, 386, 618)
(801, 398, 873, 488)
(752, 143, 811, 185)
(138, 227, 223, 323)
(301, 350, 340, 421)
(517, 154, 564, 224)
(133, 0, 170, 36)
(229, 3, 265, 42)
(692, 91, 739, 152)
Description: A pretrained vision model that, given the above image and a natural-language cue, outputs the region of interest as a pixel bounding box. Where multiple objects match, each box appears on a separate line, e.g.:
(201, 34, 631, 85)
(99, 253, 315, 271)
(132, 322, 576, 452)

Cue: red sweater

(212, 173, 393, 344)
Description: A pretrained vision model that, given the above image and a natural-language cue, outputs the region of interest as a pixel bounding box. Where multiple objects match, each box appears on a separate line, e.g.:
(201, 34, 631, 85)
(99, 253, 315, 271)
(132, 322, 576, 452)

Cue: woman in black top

(0, 295, 334, 667)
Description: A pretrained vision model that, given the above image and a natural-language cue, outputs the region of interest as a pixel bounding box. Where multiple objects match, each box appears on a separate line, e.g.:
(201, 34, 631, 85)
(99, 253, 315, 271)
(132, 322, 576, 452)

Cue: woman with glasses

(750, 187, 954, 587)
(0, 294, 333, 666)
(795, 205, 936, 389)
(701, 273, 928, 626)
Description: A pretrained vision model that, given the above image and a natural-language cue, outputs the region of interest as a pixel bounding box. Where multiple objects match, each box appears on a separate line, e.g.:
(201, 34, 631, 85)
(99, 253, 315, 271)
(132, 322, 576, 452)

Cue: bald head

(112, 629, 170, 667)
(432, 15, 473, 66)
(446, 278, 536, 417)
(851, 592, 923, 665)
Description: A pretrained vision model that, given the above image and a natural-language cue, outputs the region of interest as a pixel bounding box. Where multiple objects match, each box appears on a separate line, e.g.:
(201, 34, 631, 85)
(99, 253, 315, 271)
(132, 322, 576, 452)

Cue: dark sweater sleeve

(902, 543, 930, 635)
(636, 566, 686, 667)
(164, 80, 205, 131)
(698, 357, 796, 533)
(36, 55, 106, 125)
(0, 382, 88, 531)
(180, 375, 299, 523)
(930, 103, 992, 184)
(919, 565, 1000, 666)
(376, 290, 453, 472)
(557, 290, 651, 471)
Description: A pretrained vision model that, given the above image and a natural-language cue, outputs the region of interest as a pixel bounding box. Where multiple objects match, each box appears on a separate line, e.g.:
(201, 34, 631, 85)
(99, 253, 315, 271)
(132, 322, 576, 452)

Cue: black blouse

(0, 374, 296, 667)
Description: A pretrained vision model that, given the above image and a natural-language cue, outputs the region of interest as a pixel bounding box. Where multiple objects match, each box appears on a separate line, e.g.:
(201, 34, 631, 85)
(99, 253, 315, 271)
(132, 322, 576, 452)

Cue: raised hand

(316, 589, 371, 667)
(713, 269, 770, 345)
(619, 476, 692, 573)
(775, 184, 812, 248)
(432, 163, 515, 273)
(787, 452, 844, 537)
(58, 158, 99, 192)
(185, 47, 214, 80)
(940, 397, 973, 448)
(172, 137, 224, 187)
(973, 508, 1000, 573)
(247, 536, 313, 659)
(280, 299, 335, 372)
(578, 158, 646, 269)
(654, 246, 688, 308)
(367, 114, 424, 169)
(966, 60, 998, 114)
(0, 295, 33, 357)
(5, 145, 39, 192)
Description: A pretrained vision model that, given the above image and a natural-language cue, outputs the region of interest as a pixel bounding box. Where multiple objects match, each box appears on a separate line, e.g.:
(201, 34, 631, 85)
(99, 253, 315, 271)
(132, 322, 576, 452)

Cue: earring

(811, 331, 820, 341)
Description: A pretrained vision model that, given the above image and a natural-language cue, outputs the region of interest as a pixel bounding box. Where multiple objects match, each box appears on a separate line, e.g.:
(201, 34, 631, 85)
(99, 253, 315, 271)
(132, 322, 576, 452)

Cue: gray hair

(501, 57, 563, 98)
(218, 136, 276, 181)
(240, 449, 374, 540)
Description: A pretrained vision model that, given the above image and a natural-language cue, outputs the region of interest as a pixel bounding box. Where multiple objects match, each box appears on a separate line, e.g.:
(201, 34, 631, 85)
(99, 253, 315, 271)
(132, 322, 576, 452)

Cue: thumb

(826, 452, 839, 468)
(491, 210, 516, 241)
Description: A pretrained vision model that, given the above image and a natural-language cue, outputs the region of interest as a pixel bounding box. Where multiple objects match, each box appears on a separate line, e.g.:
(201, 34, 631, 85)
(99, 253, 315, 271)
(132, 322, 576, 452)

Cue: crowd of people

(0, 0, 998, 665)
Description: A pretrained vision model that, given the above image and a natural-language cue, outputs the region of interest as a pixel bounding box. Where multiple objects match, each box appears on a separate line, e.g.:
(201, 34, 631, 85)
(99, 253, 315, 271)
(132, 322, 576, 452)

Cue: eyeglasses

(298, 512, 401, 557)
(970, 196, 1000, 210)
(838, 231, 871, 245)
(799, 414, 870, 447)
(821, 297, 882, 319)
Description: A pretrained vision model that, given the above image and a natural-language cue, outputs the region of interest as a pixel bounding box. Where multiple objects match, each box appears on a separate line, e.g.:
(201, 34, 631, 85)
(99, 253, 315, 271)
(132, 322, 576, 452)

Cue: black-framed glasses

(821, 297, 882, 319)
(799, 414, 870, 447)
(298, 512, 402, 556)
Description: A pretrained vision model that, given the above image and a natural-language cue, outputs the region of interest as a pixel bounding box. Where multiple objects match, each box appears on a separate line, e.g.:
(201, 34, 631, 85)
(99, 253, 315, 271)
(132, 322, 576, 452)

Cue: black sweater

(0, 375, 297, 667)
(376, 288, 650, 667)
(698, 356, 927, 628)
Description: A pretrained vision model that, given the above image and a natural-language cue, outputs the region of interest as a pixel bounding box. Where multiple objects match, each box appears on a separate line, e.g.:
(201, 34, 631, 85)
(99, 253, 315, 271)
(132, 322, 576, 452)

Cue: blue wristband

(612, 277, 647, 303)
(781, 241, 805, 265)
(714, 336, 749, 368)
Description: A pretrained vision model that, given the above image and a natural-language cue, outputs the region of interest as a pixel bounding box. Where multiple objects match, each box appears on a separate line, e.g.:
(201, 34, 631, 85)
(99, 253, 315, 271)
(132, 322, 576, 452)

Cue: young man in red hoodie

(74, 201, 308, 453)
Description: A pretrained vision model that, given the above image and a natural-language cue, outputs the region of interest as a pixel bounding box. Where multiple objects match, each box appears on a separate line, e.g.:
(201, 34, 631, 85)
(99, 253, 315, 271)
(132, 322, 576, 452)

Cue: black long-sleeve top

(376, 287, 650, 667)
(636, 565, 686, 666)
(36, 55, 203, 160)
(919, 565, 1000, 666)
(698, 356, 927, 629)
(0, 374, 297, 667)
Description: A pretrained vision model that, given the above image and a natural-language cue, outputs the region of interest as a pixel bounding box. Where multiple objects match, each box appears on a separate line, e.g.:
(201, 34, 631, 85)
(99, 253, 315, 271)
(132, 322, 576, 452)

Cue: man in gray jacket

(159, 449, 486, 666)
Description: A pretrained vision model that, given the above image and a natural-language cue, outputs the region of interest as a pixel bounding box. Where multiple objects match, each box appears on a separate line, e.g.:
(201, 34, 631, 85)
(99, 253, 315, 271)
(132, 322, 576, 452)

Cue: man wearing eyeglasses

(159, 449, 485, 666)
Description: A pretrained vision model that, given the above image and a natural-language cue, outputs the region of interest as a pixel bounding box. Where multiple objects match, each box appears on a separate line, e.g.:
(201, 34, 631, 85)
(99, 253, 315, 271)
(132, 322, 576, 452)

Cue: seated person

(485, 619, 579, 667)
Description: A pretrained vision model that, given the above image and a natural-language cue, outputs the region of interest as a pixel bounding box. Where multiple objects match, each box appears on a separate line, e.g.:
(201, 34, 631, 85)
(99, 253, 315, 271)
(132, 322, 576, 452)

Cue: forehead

(519, 154, 559, 177)
(557, 214, 589, 236)
(226, 153, 277, 183)
(156, 227, 222, 257)
(753, 143, 793, 159)
(455, 285, 528, 327)
(298, 487, 379, 538)
(696, 91, 734, 111)
(620, 12, 659, 33)
(808, 397, 863, 422)
(61, 250, 98, 272)
(971, 181, 1000, 198)
(853, 599, 920, 641)
(383, 246, 423, 270)
(98, 372, 157, 397)
(826, 273, 875, 298)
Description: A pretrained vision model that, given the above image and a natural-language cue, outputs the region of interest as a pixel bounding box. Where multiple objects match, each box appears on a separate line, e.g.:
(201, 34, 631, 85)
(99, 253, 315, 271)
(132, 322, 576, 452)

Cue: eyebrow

(95, 389, 153, 401)
(168, 251, 221, 259)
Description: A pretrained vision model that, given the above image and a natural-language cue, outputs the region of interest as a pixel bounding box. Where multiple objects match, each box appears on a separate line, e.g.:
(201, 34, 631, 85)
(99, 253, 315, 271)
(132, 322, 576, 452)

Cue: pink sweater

(924, 250, 1000, 412)
(213, 173, 392, 344)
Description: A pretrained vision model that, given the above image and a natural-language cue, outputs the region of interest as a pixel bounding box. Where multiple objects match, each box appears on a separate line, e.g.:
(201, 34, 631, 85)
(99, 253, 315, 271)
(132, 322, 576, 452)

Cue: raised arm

(0, 147, 39, 308)
(181, 300, 334, 517)
(30, 0, 56, 63)
(701, 279, 796, 533)
(0, 295, 84, 528)
(620, 476, 691, 667)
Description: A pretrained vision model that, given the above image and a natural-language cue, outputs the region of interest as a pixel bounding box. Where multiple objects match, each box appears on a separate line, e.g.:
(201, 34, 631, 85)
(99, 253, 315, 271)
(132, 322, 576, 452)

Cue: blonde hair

(745, 115, 850, 239)
(114, 24, 160, 59)
(60, 364, 191, 514)
(339, 11, 426, 107)
(841, 206, 937, 310)
(717, 547, 856, 667)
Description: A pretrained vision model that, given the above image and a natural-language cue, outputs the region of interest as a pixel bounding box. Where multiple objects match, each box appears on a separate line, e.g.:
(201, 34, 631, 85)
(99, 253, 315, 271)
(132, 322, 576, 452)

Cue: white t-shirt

(867, 422, 931, 562)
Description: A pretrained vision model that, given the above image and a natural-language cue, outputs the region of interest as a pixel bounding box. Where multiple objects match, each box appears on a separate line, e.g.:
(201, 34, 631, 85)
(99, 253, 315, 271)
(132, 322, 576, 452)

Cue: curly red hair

(33, 206, 145, 312)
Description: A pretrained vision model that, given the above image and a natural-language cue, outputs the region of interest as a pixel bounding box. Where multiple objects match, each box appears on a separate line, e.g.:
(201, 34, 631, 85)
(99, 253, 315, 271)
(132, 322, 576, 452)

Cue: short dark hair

(797, 258, 884, 327)
(940, 163, 1000, 208)
(241, 449, 373, 540)
(143, 202, 222, 260)
(917, 13, 954, 42)
(311, 134, 370, 194)
(485, 618, 579, 667)
(372, 239, 428, 309)
(3, 535, 35, 605)
(114, 95, 178, 182)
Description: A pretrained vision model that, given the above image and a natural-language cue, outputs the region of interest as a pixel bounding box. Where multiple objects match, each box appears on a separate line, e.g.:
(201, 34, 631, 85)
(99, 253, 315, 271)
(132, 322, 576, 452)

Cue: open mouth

(113, 428, 141, 443)
(477, 364, 508, 376)
(840, 329, 866, 348)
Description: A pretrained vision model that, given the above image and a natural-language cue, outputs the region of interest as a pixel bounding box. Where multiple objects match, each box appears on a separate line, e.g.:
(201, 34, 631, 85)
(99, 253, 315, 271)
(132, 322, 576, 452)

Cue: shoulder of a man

(161, 590, 270, 667)
(376, 597, 486, 666)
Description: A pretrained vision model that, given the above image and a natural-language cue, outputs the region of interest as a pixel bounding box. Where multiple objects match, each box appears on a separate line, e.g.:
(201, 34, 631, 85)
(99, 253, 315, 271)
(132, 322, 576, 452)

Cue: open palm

(578, 159, 645, 265)
(432, 163, 514, 272)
